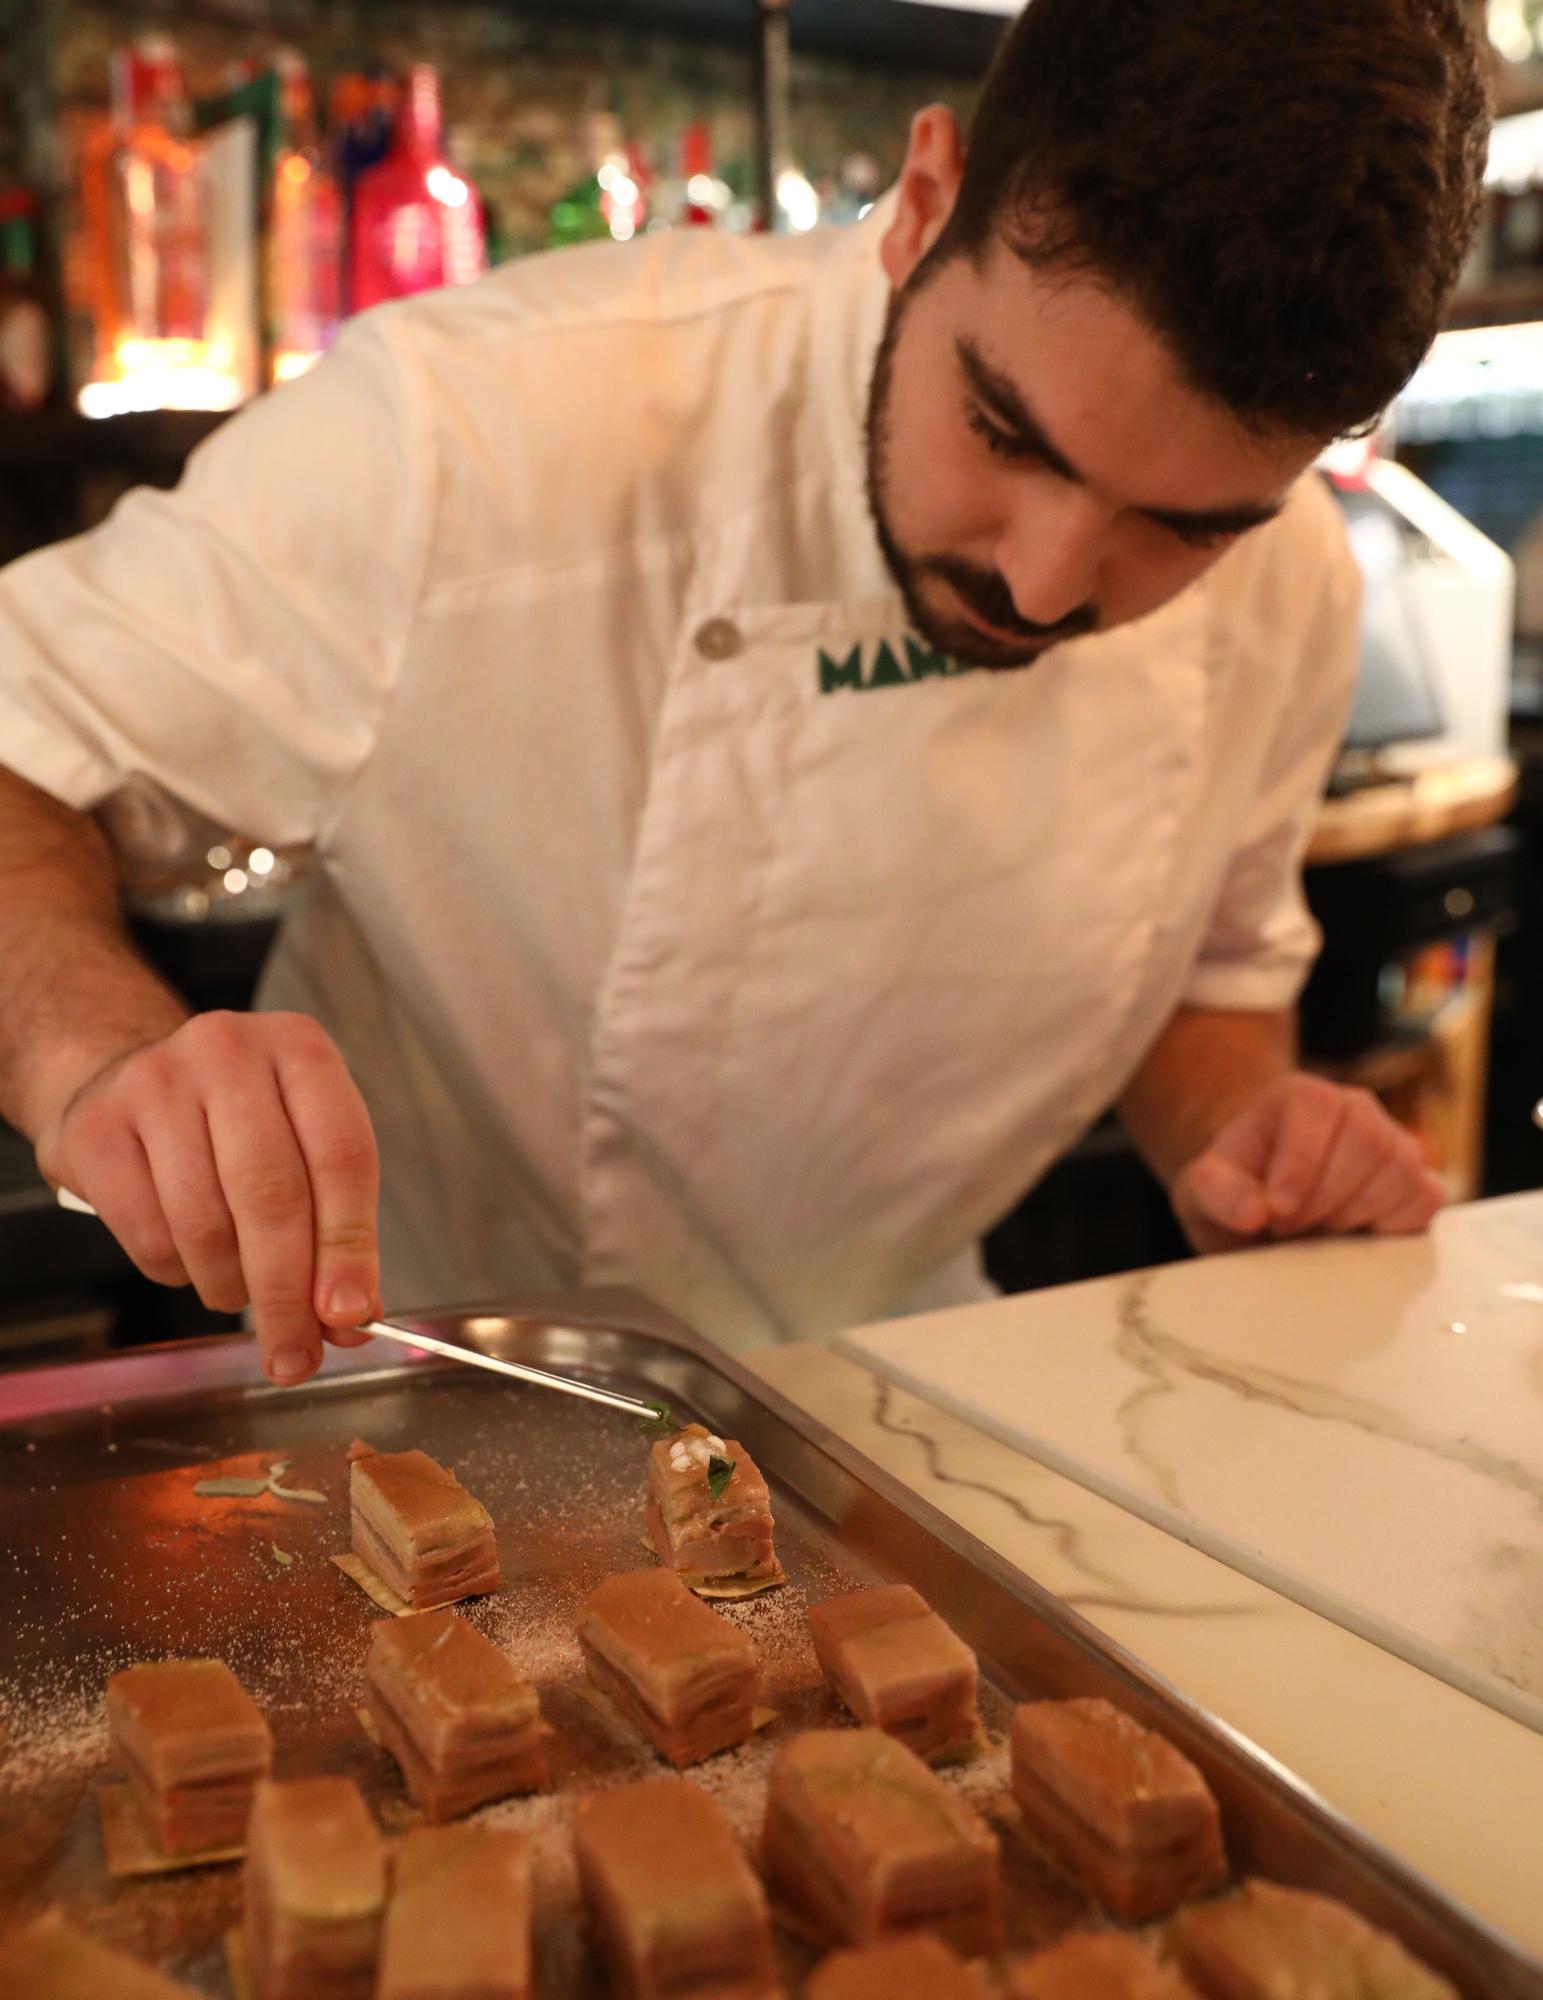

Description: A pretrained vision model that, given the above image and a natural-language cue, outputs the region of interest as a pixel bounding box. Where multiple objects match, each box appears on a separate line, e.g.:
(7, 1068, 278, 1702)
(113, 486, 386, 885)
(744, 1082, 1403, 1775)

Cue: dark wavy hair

(941, 0, 1490, 437)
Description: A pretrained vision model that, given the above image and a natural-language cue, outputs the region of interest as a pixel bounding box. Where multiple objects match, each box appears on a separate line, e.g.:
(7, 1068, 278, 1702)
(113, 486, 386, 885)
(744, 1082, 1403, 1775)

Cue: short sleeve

(0, 310, 431, 848)
(1183, 484, 1362, 1013)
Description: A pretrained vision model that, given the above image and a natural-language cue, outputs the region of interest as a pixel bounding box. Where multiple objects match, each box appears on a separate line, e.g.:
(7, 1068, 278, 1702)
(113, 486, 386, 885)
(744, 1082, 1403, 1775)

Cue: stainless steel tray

(0, 1290, 1537, 1999)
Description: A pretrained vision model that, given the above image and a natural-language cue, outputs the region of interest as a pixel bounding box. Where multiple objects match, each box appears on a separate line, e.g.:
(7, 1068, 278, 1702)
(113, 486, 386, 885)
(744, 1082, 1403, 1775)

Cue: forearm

(0, 765, 188, 1141)
(1118, 1004, 1296, 1187)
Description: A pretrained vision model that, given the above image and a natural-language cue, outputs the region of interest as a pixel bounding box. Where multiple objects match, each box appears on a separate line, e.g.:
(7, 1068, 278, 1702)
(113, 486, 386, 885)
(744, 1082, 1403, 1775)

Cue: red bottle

(348, 66, 485, 310)
(679, 122, 724, 228)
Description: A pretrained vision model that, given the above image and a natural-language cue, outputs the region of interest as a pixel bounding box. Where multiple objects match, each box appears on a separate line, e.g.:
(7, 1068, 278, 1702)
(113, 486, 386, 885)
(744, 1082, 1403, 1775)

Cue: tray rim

(1, 1286, 1538, 1995)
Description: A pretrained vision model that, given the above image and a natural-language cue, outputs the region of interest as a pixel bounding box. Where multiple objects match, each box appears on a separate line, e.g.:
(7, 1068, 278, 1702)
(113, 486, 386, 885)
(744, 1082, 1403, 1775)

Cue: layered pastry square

(365, 1609, 547, 1819)
(575, 1774, 778, 2000)
(350, 1450, 500, 1610)
(105, 1657, 272, 1855)
(244, 1776, 386, 2000)
(808, 1584, 981, 1763)
(1009, 1697, 1226, 1922)
(0, 1912, 202, 1999)
(805, 1933, 984, 2000)
(377, 1824, 532, 2000)
(761, 1728, 1002, 1956)
(1167, 1878, 1458, 2000)
(576, 1568, 757, 1766)
(645, 1424, 778, 1588)
(1008, 1933, 1203, 2000)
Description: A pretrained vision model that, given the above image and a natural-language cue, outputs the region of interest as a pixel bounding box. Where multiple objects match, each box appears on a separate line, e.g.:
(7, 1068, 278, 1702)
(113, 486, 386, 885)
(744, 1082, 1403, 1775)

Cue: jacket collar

(808, 190, 900, 594)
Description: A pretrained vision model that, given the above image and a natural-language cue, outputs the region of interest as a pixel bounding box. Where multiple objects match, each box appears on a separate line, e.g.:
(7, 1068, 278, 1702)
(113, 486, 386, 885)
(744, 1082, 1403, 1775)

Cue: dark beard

(863, 286, 1097, 672)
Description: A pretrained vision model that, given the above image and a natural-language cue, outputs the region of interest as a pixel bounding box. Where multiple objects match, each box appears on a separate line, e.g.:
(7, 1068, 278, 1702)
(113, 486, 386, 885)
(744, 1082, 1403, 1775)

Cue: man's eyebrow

(1141, 493, 1284, 537)
(955, 335, 1285, 538)
(957, 336, 1081, 482)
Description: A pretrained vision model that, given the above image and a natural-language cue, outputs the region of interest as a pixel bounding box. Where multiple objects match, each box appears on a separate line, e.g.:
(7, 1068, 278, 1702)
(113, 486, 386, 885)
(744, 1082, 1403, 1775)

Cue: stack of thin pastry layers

(366, 1609, 547, 1819)
(245, 1776, 386, 2000)
(105, 1658, 272, 1854)
(997, 1880, 1461, 2000)
(645, 1425, 777, 1586)
(577, 1775, 778, 2000)
(377, 1823, 532, 2000)
(351, 1450, 500, 1610)
(1008, 1932, 1203, 1999)
(762, 1728, 1003, 1958)
(1010, 1697, 1227, 1923)
(242, 1777, 535, 2000)
(577, 1568, 758, 1766)
(1167, 1880, 1460, 2000)
(809, 1583, 981, 1764)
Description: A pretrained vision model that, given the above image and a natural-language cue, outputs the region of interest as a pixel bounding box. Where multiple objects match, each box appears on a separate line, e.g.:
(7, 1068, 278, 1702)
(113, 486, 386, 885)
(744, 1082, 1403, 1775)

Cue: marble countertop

(747, 1337, 1543, 1962)
(833, 1192, 1543, 1735)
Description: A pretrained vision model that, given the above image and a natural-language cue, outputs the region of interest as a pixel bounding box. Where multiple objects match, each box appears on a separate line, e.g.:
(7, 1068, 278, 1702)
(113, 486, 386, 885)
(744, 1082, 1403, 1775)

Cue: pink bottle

(348, 66, 485, 310)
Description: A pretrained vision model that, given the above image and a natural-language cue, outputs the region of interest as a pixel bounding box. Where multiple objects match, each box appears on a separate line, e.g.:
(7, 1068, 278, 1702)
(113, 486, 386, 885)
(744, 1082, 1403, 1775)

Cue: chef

(0, 0, 1487, 1381)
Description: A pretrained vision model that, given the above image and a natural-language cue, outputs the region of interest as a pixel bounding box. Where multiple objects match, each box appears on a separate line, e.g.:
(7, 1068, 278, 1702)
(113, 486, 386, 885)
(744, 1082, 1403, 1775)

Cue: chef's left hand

(1171, 1072, 1445, 1255)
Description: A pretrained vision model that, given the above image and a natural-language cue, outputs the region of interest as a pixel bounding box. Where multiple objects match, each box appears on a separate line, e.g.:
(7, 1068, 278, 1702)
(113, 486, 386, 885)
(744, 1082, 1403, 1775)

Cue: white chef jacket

(0, 203, 1360, 1349)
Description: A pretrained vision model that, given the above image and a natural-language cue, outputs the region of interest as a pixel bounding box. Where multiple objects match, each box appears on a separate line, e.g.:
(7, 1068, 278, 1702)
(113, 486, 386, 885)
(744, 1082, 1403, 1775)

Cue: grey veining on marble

(749, 1340, 1543, 1956)
(836, 1194, 1543, 1735)
(867, 1371, 1267, 1622)
(1113, 1269, 1543, 1515)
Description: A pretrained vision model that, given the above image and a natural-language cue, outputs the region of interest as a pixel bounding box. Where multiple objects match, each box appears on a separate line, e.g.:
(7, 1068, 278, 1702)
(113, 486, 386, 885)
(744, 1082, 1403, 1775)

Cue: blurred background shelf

(1446, 280, 1543, 329)
(483, 0, 1010, 66)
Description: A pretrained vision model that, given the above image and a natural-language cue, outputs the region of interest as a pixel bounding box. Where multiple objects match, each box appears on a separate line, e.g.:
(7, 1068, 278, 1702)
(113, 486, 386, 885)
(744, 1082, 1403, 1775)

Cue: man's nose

(994, 485, 1107, 632)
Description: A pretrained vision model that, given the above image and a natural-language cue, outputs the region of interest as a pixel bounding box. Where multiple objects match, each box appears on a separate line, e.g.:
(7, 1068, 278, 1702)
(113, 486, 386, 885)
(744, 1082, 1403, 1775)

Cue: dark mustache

(924, 554, 1097, 645)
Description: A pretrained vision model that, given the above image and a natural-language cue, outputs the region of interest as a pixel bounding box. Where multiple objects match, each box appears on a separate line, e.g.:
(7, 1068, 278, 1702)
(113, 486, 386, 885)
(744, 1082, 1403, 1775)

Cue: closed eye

(966, 384, 1257, 552)
(964, 399, 1039, 463)
(1162, 518, 1240, 554)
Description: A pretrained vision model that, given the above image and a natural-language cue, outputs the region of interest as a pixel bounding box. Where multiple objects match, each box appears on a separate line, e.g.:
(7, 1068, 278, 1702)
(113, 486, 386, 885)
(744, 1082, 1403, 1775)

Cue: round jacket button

(693, 616, 742, 661)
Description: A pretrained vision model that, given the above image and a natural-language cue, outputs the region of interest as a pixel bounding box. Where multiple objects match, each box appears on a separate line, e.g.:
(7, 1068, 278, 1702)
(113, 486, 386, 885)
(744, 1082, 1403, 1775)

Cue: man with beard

(0, 0, 1489, 1379)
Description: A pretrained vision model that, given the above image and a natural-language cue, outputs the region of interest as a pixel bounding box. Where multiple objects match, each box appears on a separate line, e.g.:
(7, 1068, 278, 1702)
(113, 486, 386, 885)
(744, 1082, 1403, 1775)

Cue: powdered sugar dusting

(0, 1679, 108, 1795)
(0, 1365, 1077, 1996)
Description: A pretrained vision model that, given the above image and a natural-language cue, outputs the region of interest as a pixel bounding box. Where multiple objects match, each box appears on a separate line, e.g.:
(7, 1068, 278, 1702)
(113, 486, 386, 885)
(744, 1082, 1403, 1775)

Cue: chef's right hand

(33, 1011, 381, 1386)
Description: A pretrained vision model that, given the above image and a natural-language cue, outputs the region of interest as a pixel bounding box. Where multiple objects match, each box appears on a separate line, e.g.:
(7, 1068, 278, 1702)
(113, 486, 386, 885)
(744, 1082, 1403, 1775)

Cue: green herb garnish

(634, 1400, 676, 1439)
(707, 1454, 736, 1500)
(192, 1459, 326, 1505)
(270, 1543, 294, 1568)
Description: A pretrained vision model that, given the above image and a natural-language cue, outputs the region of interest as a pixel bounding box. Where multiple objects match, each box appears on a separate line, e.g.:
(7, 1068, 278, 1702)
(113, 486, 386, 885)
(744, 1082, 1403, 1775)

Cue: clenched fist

(35, 1011, 381, 1385)
(1171, 1071, 1445, 1255)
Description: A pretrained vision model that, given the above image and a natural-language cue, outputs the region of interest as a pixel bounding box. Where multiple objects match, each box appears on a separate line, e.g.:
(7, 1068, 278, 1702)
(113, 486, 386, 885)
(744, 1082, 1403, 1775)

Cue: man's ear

(880, 105, 966, 291)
